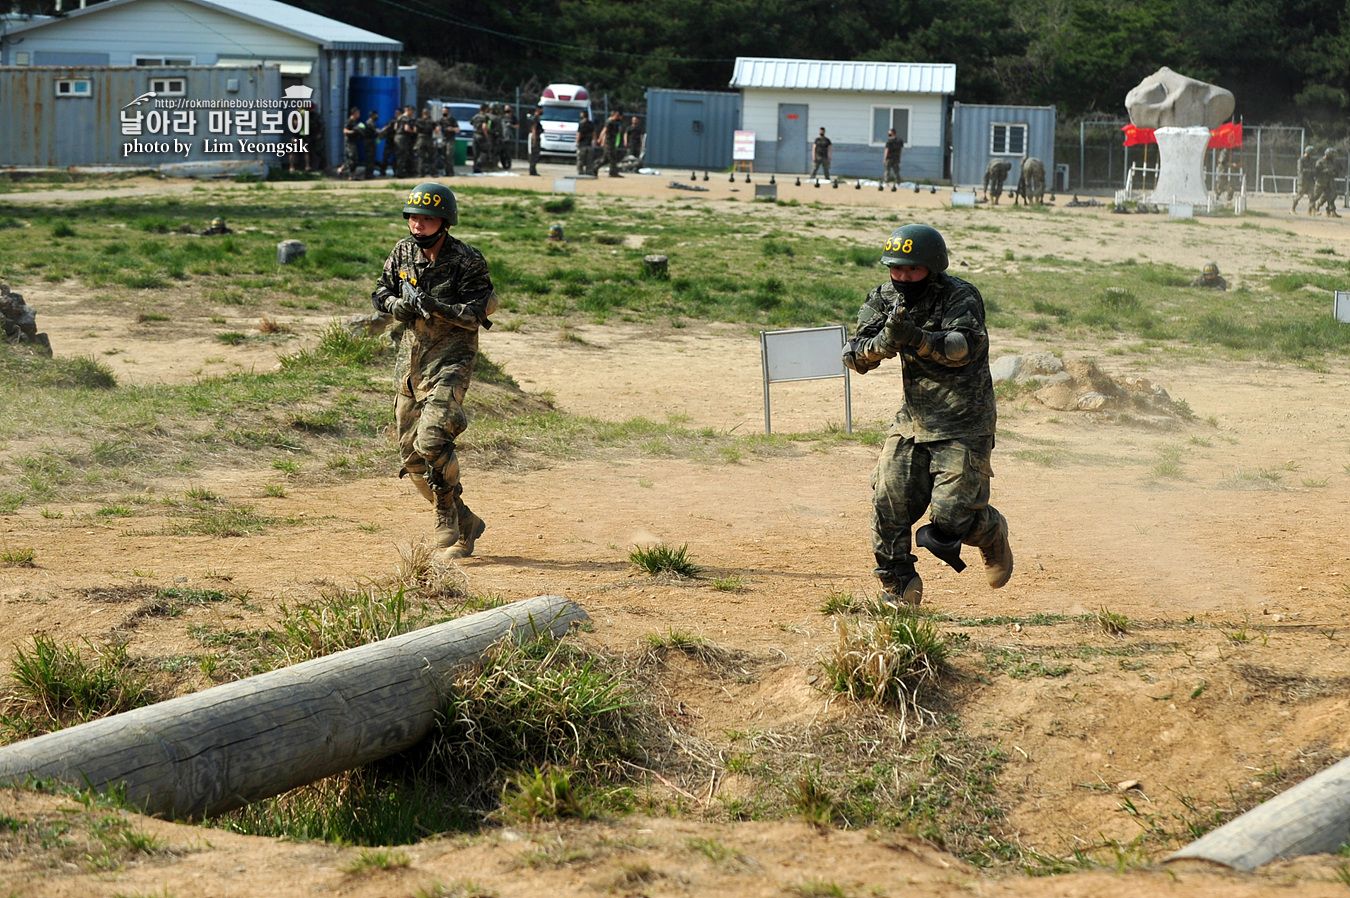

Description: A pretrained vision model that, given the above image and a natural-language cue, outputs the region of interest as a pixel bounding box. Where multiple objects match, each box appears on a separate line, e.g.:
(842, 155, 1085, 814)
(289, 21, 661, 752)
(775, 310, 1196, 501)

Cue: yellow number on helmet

(431, 194, 441, 206)
(422, 193, 433, 205)
(902, 238, 913, 253)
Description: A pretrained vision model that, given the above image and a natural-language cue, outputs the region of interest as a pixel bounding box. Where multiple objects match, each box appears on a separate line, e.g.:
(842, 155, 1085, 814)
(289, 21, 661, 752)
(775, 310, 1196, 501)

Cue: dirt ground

(3, 173, 1350, 896)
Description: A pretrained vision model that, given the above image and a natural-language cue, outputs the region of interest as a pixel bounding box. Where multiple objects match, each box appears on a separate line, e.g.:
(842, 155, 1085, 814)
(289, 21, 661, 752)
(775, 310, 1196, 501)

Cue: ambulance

(537, 83, 592, 157)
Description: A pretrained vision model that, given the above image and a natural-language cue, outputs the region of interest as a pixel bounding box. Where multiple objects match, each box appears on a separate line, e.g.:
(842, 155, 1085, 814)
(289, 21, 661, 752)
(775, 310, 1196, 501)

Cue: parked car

(538, 83, 591, 157)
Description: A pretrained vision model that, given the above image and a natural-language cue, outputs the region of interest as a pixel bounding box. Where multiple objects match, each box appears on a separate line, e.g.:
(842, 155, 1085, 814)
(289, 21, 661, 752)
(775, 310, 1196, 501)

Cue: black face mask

(890, 276, 928, 303)
(411, 226, 445, 249)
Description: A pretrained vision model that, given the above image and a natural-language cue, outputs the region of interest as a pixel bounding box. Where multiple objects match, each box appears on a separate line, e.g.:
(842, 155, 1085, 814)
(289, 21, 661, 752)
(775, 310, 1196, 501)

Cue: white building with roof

(0, 0, 403, 168)
(730, 56, 956, 180)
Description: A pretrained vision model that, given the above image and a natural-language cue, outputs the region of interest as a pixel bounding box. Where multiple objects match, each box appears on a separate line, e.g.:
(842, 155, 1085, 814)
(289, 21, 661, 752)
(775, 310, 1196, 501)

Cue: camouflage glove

(371, 292, 392, 315)
(842, 339, 879, 374)
(883, 305, 924, 351)
(387, 294, 422, 323)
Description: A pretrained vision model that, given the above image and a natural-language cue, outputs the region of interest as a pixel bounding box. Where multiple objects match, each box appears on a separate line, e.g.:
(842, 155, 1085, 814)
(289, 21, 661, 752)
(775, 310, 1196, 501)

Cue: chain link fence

(1053, 120, 1350, 200)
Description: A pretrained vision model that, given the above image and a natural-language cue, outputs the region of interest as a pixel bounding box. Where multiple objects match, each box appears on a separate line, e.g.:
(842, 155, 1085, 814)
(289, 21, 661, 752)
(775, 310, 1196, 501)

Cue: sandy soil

(3, 174, 1350, 896)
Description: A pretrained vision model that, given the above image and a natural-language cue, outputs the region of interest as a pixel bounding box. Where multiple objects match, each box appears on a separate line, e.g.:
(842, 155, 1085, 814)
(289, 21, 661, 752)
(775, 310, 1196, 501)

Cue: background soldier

(811, 127, 832, 180)
(341, 106, 363, 179)
(601, 110, 625, 177)
(982, 159, 1012, 203)
(376, 113, 397, 177)
(884, 128, 904, 184)
(575, 110, 596, 175)
(363, 110, 380, 179)
(497, 105, 517, 169)
(470, 103, 489, 173)
(370, 183, 498, 561)
(527, 105, 544, 176)
(1312, 148, 1341, 217)
(1191, 262, 1228, 290)
(624, 115, 644, 160)
(201, 217, 233, 236)
(415, 107, 437, 177)
(395, 105, 417, 178)
(841, 224, 1013, 606)
(1292, 146, 1317, 212)
(437, 109, 459, 176)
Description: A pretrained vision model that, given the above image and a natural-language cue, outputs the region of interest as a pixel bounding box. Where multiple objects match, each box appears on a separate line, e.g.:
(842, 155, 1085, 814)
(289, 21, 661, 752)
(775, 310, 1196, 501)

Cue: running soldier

(370, 183, 498, 561)
(841, 224, 1013, 605)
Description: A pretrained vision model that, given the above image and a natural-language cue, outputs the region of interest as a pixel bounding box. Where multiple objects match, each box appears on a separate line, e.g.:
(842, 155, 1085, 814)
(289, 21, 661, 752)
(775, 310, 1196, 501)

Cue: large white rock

(1126, 67, 1235, 129)
(1150, 127, 1212, 205)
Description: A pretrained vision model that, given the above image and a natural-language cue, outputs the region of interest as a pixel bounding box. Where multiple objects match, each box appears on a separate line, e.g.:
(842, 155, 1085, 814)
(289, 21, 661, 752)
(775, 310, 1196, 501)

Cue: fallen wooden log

(0, 594, 587, 819)
(1167, 754, 1350, 871)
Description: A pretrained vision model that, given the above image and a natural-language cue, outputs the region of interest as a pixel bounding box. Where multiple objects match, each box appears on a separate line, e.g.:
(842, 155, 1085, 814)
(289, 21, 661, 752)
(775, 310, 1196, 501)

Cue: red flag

(1122, 124, 1157, 146)
(1208, 122, 1242, 149)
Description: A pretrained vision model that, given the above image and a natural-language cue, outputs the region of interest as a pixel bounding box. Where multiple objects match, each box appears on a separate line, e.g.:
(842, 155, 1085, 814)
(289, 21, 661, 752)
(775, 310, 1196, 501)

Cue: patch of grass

(1095, 606, 1129, 636)
(342, 847, 411, 874)
(788, 879, 847, 898)
(1, 547, 36, 567)
(823, 606, 950, 734)
(711, 574, 744, 591)
(497, 765, 594, 822)
(215, 331, 249, 346)
(629, 542, 701, 577)
(6, 635, 154, 732)
(542, 196, 575, 214)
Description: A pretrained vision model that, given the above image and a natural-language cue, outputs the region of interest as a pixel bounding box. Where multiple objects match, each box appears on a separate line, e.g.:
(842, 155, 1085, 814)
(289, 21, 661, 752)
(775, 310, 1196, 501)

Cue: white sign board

(553, 178, 576, 194)
(760, 325, 851, 433)
(733, 130, 756, 162)
(1335, 291, 1350, 324)
(951, 190, 976, 207)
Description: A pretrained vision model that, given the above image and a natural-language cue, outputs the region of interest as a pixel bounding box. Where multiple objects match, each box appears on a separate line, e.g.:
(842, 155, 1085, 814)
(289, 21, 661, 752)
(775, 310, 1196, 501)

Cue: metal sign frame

(760, 325, 852, 435)
(1335, 291, 1350, 324)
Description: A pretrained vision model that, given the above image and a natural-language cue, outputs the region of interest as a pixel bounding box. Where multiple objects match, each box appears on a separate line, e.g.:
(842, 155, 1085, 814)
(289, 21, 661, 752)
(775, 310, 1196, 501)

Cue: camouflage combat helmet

(1203, 261, 1219, 277)
(879, 224, 948, 272)
(1325, 147, 1338, 158)
(402, 182, 458, 226)
(548, 222, 564, 240)
(211, 217, 225, 229)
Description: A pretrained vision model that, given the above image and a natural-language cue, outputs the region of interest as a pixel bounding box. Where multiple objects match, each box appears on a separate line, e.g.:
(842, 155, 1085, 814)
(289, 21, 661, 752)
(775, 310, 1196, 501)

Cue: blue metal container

(348, 75, 400, 163)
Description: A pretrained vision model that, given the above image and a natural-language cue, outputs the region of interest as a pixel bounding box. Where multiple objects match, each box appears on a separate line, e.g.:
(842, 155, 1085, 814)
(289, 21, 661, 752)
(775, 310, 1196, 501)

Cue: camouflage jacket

(394, 114, 416, 142)
(1314, 157, 1336, 186)
(372, 235, 498, 401)
(852, 273, 996, 442)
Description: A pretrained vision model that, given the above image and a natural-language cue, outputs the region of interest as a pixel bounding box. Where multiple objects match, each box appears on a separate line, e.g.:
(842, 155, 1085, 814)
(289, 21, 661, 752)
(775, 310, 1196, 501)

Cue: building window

(135, 56, 194, 66)
(871, 107, 911, 145)
(991, 123, 1028, 156)
(55, 79, 92, 98)
(150, 77, 187, 96)
(14, 52, 30, 65)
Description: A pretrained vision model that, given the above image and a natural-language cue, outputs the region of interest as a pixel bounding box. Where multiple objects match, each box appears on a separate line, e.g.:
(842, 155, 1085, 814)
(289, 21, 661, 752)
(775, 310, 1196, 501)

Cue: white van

(538, 83, 592, 157)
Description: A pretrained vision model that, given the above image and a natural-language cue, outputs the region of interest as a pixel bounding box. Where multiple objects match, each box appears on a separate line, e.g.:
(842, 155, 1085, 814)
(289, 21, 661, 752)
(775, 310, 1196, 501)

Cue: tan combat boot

(980, 513, 1014, 589)
(433, 504, 459, 548)
(440, 510, 485, 559)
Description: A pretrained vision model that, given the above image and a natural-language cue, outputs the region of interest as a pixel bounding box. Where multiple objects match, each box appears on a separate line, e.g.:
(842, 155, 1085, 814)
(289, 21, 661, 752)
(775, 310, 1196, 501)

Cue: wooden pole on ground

(0, 594, 588, 819)
(1167, 754, 1350, 871)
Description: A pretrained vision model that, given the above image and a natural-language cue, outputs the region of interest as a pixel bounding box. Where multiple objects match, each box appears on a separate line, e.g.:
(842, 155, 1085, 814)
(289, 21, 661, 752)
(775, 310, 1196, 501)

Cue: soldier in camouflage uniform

(527, 105, 544, 176)
(883, 128, 904, 185)
(470, 103, 489, 173)
(811, 127, 832, 180)
(415, 107, 437, 178)
(1312, 148, 1341, 217)
(1190, 262, 1228, 290)
(394, 106, 417, 178)
(841, 224, 1013, 605)
(1291, 146, 1317, 212)
(982, 159, 1012, 204)
(363, 110, 380, 178)
(342, 107, 363, 179)
(438, 109, 459, 177)
(370, 182, 498, 560)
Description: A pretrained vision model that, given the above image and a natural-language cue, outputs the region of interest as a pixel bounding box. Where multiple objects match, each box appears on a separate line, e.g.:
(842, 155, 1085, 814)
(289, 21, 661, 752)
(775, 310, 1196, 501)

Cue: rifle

(398, 271, 432, 320)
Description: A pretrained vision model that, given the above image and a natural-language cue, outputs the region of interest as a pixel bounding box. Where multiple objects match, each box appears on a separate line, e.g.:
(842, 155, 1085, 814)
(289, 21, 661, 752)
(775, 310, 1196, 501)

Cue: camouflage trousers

(416, 138, 434, 177)
(529, 138, 541, 175)
(343, 141, 360, 177)
(396, 372, 474, 539)
(1292, 179, 1316, 211)
(395, 138, 414, 178)
(885, 160, 901, 184)
(811, 157, 830, 180)
(871, 434, 1003, 586)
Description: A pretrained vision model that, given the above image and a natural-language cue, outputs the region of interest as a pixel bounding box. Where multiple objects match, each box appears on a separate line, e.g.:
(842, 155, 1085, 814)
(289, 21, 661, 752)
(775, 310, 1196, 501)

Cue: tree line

(20, 0, 1350, 128)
